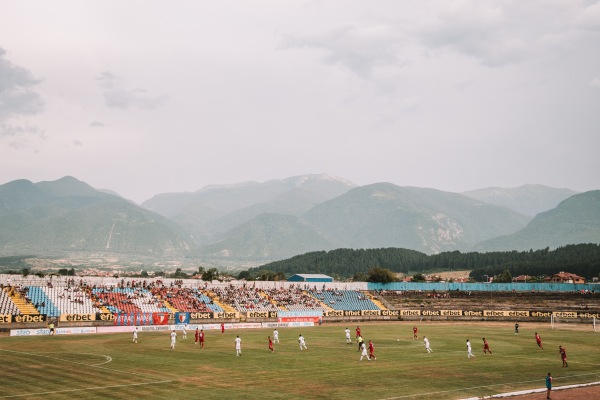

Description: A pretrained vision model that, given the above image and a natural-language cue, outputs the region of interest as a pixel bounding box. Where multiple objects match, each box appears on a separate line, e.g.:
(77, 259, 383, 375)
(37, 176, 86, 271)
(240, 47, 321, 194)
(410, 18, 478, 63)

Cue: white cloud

(96, 71, 168, 110)
(0, 47, 44, 140)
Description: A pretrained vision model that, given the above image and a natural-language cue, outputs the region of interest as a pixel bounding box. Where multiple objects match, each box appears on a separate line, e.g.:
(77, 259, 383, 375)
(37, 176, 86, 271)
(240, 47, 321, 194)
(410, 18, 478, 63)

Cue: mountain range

(0, 174, 598, 267)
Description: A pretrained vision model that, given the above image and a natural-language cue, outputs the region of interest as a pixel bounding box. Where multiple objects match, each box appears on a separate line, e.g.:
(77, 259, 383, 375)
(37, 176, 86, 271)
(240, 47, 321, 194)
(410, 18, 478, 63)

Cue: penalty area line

(0, 380, 174, 399)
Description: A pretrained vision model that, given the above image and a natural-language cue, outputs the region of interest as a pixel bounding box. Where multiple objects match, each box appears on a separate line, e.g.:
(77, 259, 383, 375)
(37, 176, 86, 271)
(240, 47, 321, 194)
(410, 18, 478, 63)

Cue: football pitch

(0, 322, 598, 399)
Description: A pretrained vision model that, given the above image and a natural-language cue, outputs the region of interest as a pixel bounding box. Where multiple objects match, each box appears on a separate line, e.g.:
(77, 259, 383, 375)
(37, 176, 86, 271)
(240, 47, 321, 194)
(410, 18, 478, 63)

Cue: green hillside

(475, 190, 600, 252)
(0, 177, 192, 257)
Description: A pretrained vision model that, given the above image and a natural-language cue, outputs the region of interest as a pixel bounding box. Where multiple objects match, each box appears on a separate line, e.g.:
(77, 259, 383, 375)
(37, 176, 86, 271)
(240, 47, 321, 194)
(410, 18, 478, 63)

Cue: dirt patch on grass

(498, 383, 600, 399)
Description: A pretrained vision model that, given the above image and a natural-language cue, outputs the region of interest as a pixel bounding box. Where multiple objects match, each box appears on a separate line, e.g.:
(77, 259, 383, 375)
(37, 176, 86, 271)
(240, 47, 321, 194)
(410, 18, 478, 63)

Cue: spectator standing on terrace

(345, 327, 352, 344)
(170, 330, 177, 350)
(423, 336, 432, 353)
(413, 326, 418, 339)
(545, 372, 552, 399)
(235, 335, 242, 356)
(298, 334, 307, 351)
(273, 329, 279, 344)
(559, 345, 568, 367)
(482, 338, 492, 355)
(368, 340, 376, 360)
(133, 327, 138, 343)
(535, 332, 543, 350)
(467, 339, 475, 359)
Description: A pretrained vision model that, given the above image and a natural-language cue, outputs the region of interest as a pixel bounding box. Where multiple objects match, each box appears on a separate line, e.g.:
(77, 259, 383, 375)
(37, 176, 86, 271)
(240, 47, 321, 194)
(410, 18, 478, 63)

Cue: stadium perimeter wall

(368, 282, 598, 292)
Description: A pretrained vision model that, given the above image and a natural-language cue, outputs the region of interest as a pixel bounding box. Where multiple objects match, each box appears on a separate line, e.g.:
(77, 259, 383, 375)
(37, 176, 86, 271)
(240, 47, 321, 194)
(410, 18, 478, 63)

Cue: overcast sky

(1, 1, 599, 203)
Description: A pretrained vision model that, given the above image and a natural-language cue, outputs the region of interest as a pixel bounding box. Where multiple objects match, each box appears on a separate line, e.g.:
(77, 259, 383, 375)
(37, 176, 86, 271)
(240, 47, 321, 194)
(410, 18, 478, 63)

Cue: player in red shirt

(482, 338, 492, 354)
(355, 326, 361, 339)
(368, 340, 376, 360)
(535, 332, 543, 350)
(268, 336, 274, 352)
(413, 326, 418, 339)
(221, 323, 225, 334)
(559, 345, 568, 367)
(199, 329, 205, 348)
(194, 328, 199, 345)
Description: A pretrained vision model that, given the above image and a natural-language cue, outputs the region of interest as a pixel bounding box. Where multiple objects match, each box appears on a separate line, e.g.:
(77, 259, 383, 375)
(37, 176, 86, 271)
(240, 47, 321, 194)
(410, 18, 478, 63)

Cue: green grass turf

(0, 322, 598, 399)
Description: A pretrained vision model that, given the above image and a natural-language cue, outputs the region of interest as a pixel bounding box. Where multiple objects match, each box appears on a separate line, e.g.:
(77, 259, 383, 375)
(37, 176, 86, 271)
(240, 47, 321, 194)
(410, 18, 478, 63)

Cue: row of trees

(250, 244, 600, 281)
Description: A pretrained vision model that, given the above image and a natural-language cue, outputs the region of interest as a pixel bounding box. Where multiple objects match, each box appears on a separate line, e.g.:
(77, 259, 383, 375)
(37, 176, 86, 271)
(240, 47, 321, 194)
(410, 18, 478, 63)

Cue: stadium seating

(309, 289, 380, 310)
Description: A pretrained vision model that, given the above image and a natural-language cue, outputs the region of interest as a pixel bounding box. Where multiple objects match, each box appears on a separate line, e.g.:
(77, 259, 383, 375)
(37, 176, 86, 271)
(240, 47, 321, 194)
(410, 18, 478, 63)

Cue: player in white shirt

(359, 342, 370, 361)
(423, 336, 432, 353)
(273, 329, 279, 344)
(182, 325, 187, 340)
(466, 339, 475, 359)
(345, 328, 351, 344)
(170, 330, 177, 350)
(298, 334, 307, 350)
(132, 327, 138, 343)
(235, 335, 242, 356)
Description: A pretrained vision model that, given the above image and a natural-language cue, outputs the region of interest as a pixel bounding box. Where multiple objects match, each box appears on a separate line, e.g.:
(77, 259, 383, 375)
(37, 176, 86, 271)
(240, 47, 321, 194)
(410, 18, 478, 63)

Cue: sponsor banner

(10, 327, 96, 336)
(231, 323, 262, 329)
(262, 322, 291, 328)
(174, 312, 190, 325)
(530, 311, 552, 318)
(287, 322, 315, 328)
(60, 314, 96, 322)
(277, 317, 321, 323)
(343, 310, 362, 317)
(153, 312, 170, 325)
(97, 313, 114, 322)
(141, 325, 170, 332)
(12, 314, 47, 323)
(399, 310, 422, 317)
(246, 311, 278, 319)
(380, 310, 400, 317)
(193, 323, 228, 331)
(190, 312, 213, 320)
(361, 310, 381, 317)
(325, 310, 344, 317)
(463, 310, 484, 317)
(552, 311, 578, 319)
(0, 314, 12, 323)
(10, 328, 50, 336)
(56, 327, 96, 335)
(213, 311, 239, 319)
(577, 312, 600, 319)
(483, 310, 530, 318)
(114, 313, 161, 326)
(441, 309, 463, 317)
(277, 311, 322, 317)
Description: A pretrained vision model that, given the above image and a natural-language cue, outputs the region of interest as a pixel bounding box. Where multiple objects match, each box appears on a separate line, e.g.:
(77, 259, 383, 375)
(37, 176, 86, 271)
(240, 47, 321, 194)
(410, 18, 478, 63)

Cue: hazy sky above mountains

(1, 1, 599, 203)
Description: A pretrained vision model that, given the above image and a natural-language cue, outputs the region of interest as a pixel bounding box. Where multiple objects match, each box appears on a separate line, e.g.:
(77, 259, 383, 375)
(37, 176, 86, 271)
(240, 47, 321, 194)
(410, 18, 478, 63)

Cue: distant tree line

(248, 244, 600, 281)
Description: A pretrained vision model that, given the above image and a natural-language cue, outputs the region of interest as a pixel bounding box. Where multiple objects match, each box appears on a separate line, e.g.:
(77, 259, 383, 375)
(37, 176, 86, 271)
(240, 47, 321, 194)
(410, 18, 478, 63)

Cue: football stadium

(1, 274, 598, 399)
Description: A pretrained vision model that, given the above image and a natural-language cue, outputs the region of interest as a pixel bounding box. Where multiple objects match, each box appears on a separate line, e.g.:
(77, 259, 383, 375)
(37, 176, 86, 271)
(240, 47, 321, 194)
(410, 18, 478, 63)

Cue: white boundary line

(0, 348, 161, 380)
(0, 380, 174, 399)
(378, 372, 600, 400)
(460, 380, 600, 399)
